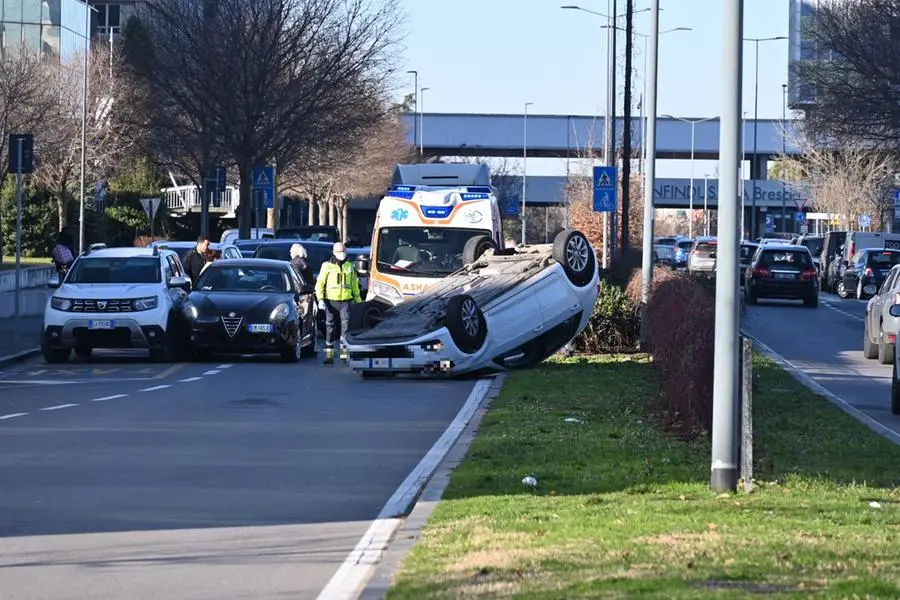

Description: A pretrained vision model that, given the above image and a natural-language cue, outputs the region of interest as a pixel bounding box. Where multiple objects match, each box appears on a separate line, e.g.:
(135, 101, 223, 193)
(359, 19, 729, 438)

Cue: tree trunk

(308, 198, 316, 225)
(57, 197, 68, 230)
(326, 198, 334, 227)
(238, 164, 253, 239)
(621, 0, 634, 252)
(316, 199, 328, 226)
(340, 199, 349, 242)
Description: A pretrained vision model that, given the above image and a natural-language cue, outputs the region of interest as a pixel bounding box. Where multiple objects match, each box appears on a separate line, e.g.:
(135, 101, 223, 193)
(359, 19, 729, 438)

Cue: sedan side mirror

(47, 273, 60, 288)
(890, 304, 900, 318)
(354, 255, 370, 275)
(168, 275, 191, 290)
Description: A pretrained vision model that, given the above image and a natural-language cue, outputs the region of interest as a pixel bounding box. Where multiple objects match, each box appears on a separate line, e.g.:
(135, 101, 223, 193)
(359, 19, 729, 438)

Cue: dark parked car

(274, 226, 340, 243)
(744, 244, 818, 308)
(739, 241, 759, 286)
(837, 248, 900, 300)
(820, 230, 847, 292)
(186, 259, 318, 362)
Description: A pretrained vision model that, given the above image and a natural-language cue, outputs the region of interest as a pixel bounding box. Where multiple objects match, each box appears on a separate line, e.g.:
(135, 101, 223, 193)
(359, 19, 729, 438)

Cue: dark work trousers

(324, 300, 351, 347)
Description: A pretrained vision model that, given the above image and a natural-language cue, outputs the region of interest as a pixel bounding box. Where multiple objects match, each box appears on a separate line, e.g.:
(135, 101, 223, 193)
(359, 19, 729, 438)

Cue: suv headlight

(372, 281, 403, 302)
(50, 297, 72, 311)
(133, 296, 159, 311)
(270, 303, 290, 321)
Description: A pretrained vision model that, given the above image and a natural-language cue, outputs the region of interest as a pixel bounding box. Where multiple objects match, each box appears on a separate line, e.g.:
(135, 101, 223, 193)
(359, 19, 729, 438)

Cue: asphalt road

(0, 349, 478, 599)
(743, 289, 900, 436)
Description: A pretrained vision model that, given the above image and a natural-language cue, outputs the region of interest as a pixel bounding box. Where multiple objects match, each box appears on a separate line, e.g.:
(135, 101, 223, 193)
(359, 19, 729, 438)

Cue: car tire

(150, 316, 181, 363)
(280, 333, 302, 363)
(349, 301, 386, 332)
(863, 320, 879, 359)
(462, 235, 495, 266)
(879, 333, 895, 365)
(41, 337, 70, 364)
(301, 321, 317, 358)
(745, 287, 757, 305)
(445, 294, 487, 354)
(73, 344, 92, 359)
(803, 293, 818, 308)
(552, 229, 595, 287)
(893, 362, 900, 415)
(837, 280, 849, 298)
(361, 370, 395, 379)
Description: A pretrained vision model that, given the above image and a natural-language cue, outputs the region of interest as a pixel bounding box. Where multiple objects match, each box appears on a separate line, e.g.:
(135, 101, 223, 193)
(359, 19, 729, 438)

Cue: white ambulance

(365, 163, 504, 307)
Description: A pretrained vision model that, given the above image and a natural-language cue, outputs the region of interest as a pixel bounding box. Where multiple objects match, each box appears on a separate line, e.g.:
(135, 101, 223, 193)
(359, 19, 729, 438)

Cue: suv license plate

(87, 319, 114, 330)
(248, 323, 273, 333)
(774, 273, 794, 280)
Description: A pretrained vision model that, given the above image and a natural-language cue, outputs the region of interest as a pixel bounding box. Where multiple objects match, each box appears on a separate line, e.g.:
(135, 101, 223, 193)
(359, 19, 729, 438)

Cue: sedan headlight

(133, 296, 159, 311)
(50, 297, 72, 311)
(270, 303, 290, 321)
(372, 281, 403, 302)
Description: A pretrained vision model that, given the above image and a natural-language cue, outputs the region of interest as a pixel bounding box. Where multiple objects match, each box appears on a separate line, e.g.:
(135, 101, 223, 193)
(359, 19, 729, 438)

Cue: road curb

(315, 373, 507, 600)
(0, 348, 39, 369)
(743, 330, 900, 447)
(357, 373, 506, 600)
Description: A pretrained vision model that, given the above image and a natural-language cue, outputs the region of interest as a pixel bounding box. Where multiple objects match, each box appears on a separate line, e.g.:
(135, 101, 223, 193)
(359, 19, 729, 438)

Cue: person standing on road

(183, 235, 210, 285)
(289, 243, 314, 284)
(315, 242, 362, 364)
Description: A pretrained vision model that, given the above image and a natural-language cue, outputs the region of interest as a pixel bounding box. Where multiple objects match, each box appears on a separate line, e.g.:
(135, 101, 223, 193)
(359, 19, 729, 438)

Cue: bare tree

(133, 0, 403, 238)
(32, 45, 134, 229)
(794, 0, 900, 144)
(777, 125, 893, 229)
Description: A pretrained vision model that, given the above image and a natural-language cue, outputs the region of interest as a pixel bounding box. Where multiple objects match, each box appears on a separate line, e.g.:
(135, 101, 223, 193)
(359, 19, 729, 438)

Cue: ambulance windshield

(375, 227, 492, 277)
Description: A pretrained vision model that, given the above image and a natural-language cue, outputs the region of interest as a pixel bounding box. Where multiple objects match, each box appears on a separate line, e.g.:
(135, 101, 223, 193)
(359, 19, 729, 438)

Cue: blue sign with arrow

(592, 166, 617, 213)
(252, 165, 276, 210)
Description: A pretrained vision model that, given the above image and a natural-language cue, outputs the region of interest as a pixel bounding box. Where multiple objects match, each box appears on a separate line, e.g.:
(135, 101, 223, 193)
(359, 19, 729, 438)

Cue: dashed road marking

(822, 298, 866, 323)
(217, 364, 233, 369)
(90, 394, 127, 402)
(40, 403, 79, 411)
(154, 364, 186, 379)
(179, 376, 203, 383)
(203, 370, 221, 376)
(139, 384, 171, 392)
(0, 413, 28, 420)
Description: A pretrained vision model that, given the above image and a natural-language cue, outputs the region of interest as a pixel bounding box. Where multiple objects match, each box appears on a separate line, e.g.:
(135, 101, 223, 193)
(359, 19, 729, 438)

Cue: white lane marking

(0, 412, 28, 420)
(822, 298, 866, 323)
(217, 364, 233, 369)
(90, 394, 127, 402)
(203, 370, 221, 376)
(179, 377, 203, 383)
(139, 384, 171, 392)
(316, 378, 494, 600)
(40, 403, 78, 411)
(743, 331, 900, 447)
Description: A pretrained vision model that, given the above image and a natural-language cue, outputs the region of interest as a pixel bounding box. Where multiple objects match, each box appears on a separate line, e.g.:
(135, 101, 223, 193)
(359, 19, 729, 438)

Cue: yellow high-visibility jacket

(316, 259, 362, 303)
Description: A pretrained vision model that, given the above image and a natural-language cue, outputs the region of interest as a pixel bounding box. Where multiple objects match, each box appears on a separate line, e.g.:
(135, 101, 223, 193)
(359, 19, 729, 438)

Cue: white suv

(41, 246, 192, 363)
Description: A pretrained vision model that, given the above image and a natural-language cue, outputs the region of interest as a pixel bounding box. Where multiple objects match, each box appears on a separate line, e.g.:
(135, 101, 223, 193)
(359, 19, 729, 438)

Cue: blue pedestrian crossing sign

(592, 166, 617, 213)
(252, 166, 276, 209)
(859, 214, 871, 228)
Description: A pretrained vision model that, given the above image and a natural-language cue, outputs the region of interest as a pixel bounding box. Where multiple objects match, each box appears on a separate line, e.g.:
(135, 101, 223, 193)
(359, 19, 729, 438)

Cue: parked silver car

(688, 237, 718, 277)
(864, 264, 900, 364)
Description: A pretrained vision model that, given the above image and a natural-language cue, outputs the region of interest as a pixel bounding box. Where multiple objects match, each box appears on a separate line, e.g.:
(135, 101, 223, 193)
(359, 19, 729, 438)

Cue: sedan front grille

(70, 299, 134, 312)
(222, 315, 243, 337)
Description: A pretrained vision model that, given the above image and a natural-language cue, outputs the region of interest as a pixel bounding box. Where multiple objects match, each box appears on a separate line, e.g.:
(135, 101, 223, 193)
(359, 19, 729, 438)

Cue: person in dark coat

(289, 243, 314, 284)
(182, 235, 210, 284)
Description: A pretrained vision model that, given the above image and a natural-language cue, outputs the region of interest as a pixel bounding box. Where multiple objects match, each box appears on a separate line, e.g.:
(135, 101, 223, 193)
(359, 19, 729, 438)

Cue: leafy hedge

(571, 276, 640, 355)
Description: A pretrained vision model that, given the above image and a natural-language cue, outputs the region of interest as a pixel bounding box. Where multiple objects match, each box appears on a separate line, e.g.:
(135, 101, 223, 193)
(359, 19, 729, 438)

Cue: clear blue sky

(394, 0, 789, 178)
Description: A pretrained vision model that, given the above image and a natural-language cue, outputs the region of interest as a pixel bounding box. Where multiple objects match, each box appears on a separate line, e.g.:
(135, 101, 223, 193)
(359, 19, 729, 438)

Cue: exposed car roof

(80, 247, 166, 259)
(151, 241, 233, 248)
(256, 239, 334, 246)
(759, 243, 808, 251)
(200, 258, 291, 269)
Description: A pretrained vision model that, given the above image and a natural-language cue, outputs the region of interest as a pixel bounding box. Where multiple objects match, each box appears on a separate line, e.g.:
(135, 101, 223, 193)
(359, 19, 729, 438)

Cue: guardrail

(0, 265, 55, 292)
(162, 185, 240, 213)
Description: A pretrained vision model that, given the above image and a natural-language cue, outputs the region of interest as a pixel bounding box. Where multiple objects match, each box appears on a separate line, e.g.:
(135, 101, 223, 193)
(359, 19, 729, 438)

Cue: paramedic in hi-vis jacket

(315, 242, 362, 363)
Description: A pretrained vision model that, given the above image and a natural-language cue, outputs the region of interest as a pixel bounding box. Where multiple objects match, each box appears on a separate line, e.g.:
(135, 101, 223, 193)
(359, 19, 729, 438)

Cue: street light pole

(639, 0, 660, 348)
(78, 0, 95, 254)
(420, 87, 430, 157)
(522, 102, 533, 245)
(663, 115, 718, 238)
(407, 70, 418, 154)
(704, 173, 710, 236)
(781, 83, 788, 233)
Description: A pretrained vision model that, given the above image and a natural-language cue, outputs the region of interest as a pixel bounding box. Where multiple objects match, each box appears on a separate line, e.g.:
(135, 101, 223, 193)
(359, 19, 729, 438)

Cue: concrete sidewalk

(0, 288, 52, 319)
(0, 315, 42, 367)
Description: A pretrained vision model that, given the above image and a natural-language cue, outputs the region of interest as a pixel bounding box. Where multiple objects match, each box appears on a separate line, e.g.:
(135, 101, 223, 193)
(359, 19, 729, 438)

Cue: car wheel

(745, 286, 757, 305)
(41, 337, 70, 364)
(281, 333, 302, 363)
(552, 229, 595, 287)
(73, 344, 92, 359)
(301, 321, 317, 358)
(445, 294, 487, 354)
(462, 235, 495, 266)
(361, 370, 395, 379)
(863, 320, 879, 359)
(879, 332, 895, 365)
(803, 293, 818, 308)
(893, 362, 900, 415)
(349, 301, 385, 332)
(837, 280, 849, 298)
(150, 317, 181, 363)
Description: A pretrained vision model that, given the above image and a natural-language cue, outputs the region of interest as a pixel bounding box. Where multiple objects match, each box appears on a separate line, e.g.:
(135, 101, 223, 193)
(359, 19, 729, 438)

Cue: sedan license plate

(247, 323, 273, 333)
(87, 319, 114, 330)
(370, 358, 392, 369)
(774, 273, 795, 280)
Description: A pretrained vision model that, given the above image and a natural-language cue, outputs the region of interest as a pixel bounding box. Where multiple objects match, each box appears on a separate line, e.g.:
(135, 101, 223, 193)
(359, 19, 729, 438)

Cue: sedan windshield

(376, 227, 492, 277)
(195, 266, 290, 292)
(254, 244, 333, 273)
(66, 257, 161, 284)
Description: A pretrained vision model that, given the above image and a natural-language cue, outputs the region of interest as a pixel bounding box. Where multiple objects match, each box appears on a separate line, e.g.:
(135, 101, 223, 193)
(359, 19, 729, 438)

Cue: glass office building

(0, 0, 88, 60)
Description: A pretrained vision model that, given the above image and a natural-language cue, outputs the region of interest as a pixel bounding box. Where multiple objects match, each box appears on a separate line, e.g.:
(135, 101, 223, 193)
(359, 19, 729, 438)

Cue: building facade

(0, 0, 90, 59)
(788, 0, 845, 109)
(87, 0, 142, 38)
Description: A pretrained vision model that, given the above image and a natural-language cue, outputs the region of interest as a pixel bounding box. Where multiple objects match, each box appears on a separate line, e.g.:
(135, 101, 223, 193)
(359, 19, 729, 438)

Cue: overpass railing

(162, 185, 240, 213)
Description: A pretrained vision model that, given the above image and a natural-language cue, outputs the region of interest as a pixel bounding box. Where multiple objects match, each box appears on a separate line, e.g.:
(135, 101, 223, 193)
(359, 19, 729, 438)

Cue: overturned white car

(344, 229, 599, 378)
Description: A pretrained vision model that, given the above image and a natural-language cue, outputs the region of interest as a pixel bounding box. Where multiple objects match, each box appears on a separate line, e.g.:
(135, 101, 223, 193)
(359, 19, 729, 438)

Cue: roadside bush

(572, 279, 639, 354)
(0, 178, 57, 257)
(626, 268, 715, 439)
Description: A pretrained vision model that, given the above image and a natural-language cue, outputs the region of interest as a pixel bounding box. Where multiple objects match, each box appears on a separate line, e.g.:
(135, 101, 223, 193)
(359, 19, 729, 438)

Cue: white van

(220, 227, 274, 244)
(843, 232, 900, 262)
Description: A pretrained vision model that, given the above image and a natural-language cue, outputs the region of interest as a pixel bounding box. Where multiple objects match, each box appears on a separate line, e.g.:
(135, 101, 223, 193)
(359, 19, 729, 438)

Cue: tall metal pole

(781, 83, 787, 233)
(704, 174, 709, 236)
(14, 139, 23, 320)
(606, 0, 618, 262)
(751, 39, 759, 240)
(711, 0, 743, 493)
(78, 1, 90, 254)
(407, 71, 418, 155)
(689, 121, 695, 238)
(639, 0, 659, 349)
(522, 102, 532, 245)
(420, 87, 429, 157)
(741, 111, 747, 238)
(640, 34, 647, 177)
